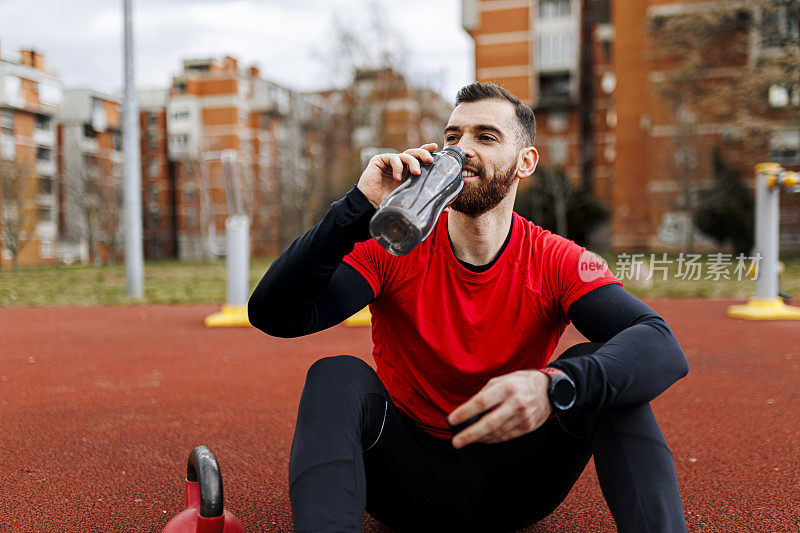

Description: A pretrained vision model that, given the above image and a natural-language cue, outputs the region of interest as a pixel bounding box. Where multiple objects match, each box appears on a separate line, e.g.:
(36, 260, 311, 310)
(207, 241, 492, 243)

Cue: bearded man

(249, 82, 688, 533)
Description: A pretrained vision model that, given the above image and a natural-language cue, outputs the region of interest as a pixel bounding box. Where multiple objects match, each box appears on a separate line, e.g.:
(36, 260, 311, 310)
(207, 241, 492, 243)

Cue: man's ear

(516, 146, 538, 180)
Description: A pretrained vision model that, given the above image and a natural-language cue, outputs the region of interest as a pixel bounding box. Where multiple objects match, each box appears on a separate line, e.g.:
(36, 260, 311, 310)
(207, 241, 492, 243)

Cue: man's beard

(449, 161, 516, 217)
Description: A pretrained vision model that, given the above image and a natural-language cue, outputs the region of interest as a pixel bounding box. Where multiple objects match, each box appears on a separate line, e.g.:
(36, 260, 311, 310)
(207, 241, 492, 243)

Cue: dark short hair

(455, 82, 536, 147)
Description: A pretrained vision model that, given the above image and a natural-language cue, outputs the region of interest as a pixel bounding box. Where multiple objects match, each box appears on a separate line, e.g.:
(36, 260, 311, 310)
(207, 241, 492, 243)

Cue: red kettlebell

(162, 446, 245, 533)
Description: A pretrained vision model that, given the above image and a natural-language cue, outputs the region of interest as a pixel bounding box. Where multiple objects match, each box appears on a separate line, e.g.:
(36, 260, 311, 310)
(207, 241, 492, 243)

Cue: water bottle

(369, 146, 466, 256)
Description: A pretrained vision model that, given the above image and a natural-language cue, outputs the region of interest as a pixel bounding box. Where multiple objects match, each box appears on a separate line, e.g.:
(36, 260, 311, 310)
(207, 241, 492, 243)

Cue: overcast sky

(0, 0, 474, 100)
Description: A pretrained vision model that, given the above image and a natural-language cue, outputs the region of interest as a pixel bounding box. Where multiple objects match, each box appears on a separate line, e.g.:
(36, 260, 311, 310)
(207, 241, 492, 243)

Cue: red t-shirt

(343, 211, 620, 438)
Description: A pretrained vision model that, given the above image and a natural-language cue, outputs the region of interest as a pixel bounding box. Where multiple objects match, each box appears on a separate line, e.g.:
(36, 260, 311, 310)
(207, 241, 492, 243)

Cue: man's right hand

(357, 143, 438, 209)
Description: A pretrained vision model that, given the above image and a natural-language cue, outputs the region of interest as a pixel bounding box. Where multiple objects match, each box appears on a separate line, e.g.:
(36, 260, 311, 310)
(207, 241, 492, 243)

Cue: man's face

(443, 98, 526, 217)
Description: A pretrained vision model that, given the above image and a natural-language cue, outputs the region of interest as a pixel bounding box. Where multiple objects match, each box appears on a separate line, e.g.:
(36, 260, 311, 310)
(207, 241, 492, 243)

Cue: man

(249, 82, 688, 532)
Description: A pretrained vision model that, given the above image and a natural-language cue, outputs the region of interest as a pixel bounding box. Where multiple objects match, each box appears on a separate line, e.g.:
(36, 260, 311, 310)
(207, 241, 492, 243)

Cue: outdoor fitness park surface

(1, 300, 798, 532)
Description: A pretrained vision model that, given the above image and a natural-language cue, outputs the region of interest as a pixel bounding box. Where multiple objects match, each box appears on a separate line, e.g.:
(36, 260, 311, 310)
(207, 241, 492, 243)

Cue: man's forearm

(555, 285, 689, 412)
(247, 186, 375, 334)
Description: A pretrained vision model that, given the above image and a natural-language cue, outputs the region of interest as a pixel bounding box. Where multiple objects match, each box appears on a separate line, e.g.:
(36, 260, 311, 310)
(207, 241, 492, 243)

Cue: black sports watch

(540, 367, 576, 412)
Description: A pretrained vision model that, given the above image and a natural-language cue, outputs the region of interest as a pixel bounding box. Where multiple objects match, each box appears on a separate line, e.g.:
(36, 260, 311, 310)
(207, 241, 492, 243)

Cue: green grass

(1, 255, 798, 308)
(597, 253, 800, 300)
(0, 258, 272, 307)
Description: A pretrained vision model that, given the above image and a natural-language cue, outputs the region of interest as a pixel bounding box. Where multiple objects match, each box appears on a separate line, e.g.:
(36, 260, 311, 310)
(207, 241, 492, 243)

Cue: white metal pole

(226, 215, 250, 307)
(754, 169, 779, 300)
(123, 0, 144, 298)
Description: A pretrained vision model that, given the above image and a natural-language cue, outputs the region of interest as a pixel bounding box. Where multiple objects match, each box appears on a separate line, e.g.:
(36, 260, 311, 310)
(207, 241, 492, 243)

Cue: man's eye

(480, 135, 496, 142)
(445, 135, 459, 142)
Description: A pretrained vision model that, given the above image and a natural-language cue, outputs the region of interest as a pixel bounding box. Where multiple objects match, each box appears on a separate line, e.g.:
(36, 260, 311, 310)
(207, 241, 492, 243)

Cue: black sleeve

(247, 186, 376, 338)
(549, 283, 689, 412)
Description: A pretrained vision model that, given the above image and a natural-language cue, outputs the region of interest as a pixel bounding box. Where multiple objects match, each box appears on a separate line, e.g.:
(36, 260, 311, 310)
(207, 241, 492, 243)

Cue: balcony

(36, 221, 57, 239)
(36, 160, 56, 176)
(36, 193, 56, 207)
(81, 137, 99, 153)
(34, 128, 55, 146)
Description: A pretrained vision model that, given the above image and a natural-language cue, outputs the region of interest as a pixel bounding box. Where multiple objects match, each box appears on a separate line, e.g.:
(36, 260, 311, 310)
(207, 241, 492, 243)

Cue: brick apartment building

(0, 49, 454, 267)
(144, 59, 451, 261)
(0, 48, 62, 267)
(462, 0, 800, 251)
(142, 56, 328, 260)
(138, 88, 177, 260)
(57, 88, 123, 264)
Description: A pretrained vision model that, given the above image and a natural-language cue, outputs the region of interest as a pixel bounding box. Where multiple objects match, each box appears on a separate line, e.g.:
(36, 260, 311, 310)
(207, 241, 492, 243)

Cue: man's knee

(305, 355, 373, 385)
(300, 355, 384, 413)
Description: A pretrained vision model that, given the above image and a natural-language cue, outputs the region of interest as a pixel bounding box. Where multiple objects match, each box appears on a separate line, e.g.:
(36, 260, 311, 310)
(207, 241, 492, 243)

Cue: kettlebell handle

(186, 446, 224, 518)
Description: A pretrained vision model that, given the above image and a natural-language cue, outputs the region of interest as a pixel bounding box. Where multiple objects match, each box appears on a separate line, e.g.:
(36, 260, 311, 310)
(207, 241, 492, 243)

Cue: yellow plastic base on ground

(727, 298, 800, 321)
(344, 307, 372, 327)
(204, 305, 251, 327)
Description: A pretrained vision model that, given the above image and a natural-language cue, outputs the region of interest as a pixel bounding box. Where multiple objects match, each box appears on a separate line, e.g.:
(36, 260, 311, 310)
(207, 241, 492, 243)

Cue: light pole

(123, 0, 144, 298)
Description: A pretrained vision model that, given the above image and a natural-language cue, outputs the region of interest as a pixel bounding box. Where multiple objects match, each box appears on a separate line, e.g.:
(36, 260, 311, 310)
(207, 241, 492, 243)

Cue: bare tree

(0, 160, 37, 269)
(62, 133, 122, 265)
(314, 0, 409, 89)
(303, 0, 451, 237)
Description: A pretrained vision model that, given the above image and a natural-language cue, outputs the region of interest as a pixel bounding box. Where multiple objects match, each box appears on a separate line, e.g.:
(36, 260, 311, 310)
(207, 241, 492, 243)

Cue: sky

(0, 0, 475, 100)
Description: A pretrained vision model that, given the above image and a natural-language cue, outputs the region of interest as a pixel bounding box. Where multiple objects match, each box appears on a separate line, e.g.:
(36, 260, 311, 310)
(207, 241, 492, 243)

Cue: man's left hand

(447, 370, 551, 449)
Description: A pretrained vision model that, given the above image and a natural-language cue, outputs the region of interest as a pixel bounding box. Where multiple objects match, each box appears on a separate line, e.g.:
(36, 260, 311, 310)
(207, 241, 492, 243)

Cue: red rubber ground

(0, 300, 798, 532)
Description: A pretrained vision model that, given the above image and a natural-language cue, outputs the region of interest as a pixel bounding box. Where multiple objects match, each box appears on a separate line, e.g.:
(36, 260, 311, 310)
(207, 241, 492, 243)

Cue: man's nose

(456, 139, 477, 159)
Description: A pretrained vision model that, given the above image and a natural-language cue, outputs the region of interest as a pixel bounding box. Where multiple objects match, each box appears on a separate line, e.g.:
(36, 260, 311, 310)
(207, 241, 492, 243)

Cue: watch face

(552, 377, 576, 410)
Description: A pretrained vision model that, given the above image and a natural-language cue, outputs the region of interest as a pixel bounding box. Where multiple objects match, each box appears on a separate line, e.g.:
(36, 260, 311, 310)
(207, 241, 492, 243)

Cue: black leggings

(289, 344, 686, 532)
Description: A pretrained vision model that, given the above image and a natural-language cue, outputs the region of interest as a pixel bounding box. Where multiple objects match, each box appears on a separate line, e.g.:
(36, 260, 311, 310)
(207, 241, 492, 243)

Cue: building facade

(0, 48, 62, 267)
(0, 49, 452, 266)
(57, 88, 123, 264)
(139, 88, 177, 261)
(463, 0, 799, 251)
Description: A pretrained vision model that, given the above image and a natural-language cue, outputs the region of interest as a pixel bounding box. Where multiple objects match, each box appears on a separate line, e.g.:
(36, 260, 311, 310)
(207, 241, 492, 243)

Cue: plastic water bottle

(369, 146, 466, 256)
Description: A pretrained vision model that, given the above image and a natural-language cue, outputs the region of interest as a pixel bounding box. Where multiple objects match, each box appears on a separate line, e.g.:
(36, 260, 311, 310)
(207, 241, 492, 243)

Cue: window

(172, 108, 190, 121)
(539, 72, 572, 103)
(35, 114, 50, 131)
(2, 109, 15, 133)
(38, 177, 53, 195)
(83, 123, 97, 139)
(547, 111, 568, 132)
(185, 207, 197, 229)
(37, 146, 52, 161)
(539, 0, 571, 19)
(593, 0, 610, 24)
(40, 239, 53, 259)
(768, 84, 800, 108)
(91, 98, 107, 131)
(537, 33, 576, 70)
(184, 185, 196, 204)
(149, 160, 159, 178)
(769, 130, 800, 165)
(549, 140, 569, 165)
(1, 135, 16, 160)
(169, 134, 189, 151)
(148, 133, 158, 151)
(4, 75, 22, 106)
(38, 207, 53, 223)
(149, 212, 161, 228)
(112, 132, 122, 151)
(148, 113, 158, 127)
(149, 185, 159, 205)
(761, 1, 799, 47)
(39, 83, 63, 106)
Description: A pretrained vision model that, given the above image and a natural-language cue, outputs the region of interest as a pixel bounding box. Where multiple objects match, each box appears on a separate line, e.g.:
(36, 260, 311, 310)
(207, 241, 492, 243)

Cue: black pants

(288, 344, 686, 532)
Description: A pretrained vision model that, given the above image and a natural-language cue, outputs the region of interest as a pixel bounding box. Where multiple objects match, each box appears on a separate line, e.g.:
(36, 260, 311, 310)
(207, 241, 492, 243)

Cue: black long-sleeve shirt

(249, 186, 688, 412)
